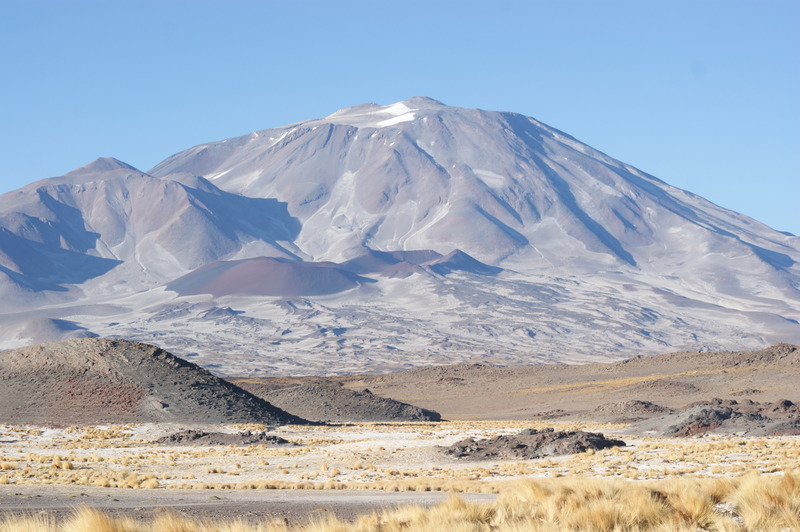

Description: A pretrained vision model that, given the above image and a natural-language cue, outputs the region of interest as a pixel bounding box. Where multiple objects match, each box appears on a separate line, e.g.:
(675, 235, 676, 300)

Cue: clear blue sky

(2, 0, 798, 234)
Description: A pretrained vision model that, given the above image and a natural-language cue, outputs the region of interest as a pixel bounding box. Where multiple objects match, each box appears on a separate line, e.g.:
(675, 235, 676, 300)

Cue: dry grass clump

(2, 507, 286, 532)
(3, 471, 798, 532)
(0, 514, 54, 532)
(3, 420, 799, 493)
(554, 436, 800, 481)
(732, 471, 800, 529)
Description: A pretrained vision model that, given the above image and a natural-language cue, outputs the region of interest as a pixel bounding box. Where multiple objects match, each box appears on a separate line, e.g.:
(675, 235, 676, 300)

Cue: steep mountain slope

(0, 158, 301, 295)
(0, 98, 798, 373)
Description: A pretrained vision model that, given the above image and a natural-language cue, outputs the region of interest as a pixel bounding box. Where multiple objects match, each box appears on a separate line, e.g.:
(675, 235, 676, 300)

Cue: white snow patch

(323, 101, 418, 128)
(206, 168, 232, 181)
(377, 113, 416, 128)
(381, 102, 414, 116)
(474, 169, 506, 188)
(268, 128, 296, 146)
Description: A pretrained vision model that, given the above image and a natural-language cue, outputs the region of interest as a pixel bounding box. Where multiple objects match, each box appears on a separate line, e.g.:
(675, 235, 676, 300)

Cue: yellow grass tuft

(2, 472, 798, 531)
(1, 514, 53, 532)
(61, 507, 139, 532)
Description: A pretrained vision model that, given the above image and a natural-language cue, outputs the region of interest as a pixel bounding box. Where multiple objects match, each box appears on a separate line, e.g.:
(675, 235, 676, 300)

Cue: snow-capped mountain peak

(322, 97, 447, 129)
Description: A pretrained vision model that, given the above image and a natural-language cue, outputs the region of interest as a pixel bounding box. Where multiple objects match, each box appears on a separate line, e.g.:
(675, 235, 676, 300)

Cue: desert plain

(0, 340, 799, 531)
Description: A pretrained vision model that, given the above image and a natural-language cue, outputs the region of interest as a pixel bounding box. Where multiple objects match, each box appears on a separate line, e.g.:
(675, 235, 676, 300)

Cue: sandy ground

(0, 484, 495, 524)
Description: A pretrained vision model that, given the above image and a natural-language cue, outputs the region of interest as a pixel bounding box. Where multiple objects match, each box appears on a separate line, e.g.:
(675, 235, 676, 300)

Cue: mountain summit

(1, 98, 798, 374)
(66, 157, 142, 177)
(150, 98, 795, 274)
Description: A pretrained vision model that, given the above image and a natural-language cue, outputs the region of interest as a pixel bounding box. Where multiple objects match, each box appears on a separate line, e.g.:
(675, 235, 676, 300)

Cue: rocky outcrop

(154, 429, 292, 446)
(444, 428, 625, 460)
(627, 398, 800, 437)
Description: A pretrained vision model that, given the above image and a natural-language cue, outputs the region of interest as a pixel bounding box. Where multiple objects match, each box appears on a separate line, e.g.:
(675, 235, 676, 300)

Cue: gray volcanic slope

(0, 98, 798, 374)
(0, 338, 307, 426)
(255, 382, 441, 423)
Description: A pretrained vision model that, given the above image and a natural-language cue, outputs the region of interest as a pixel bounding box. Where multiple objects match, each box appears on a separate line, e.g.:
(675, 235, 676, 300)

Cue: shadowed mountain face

(0, 158, 301, 294)
(0, 99, 798, 372)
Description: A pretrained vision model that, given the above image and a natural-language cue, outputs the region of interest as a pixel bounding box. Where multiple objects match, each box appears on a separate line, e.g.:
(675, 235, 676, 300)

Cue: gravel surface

(0, 485, 496, 524)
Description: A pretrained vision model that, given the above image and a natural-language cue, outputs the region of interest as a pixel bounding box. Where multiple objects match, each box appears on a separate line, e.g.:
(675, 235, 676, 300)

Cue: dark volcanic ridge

(627, 398, 800, 437)
(154, 429, 293, 447)
(444, 428, 626, 460)
(246, 381, 441, 423)
(0, 338, 308, 426)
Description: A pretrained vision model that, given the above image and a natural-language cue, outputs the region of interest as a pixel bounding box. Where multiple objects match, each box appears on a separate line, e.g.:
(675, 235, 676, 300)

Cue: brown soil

(591, 400, 673, 423)
(0, 485, 494, 525)
(233, 343, 800, 422)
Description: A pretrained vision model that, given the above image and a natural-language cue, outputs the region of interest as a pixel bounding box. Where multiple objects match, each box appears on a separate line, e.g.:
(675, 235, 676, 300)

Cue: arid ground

(0, 343, 798, 528)
(233, 343, 800, 422)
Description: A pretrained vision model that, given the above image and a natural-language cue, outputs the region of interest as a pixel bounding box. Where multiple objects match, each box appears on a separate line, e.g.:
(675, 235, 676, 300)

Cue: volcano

(0, 98, 797, 375)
